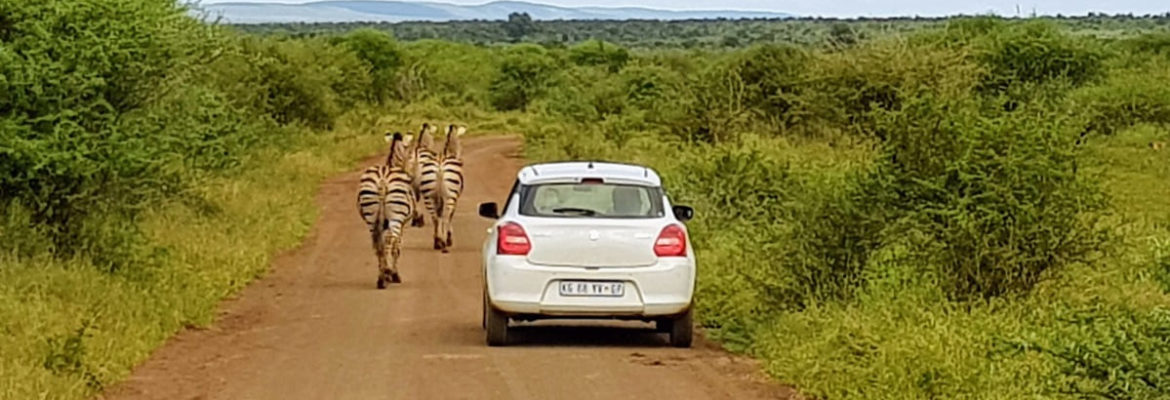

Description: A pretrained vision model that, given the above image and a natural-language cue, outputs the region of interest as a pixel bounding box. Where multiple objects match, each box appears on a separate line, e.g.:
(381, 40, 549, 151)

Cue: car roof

(517, 161, 662, 186)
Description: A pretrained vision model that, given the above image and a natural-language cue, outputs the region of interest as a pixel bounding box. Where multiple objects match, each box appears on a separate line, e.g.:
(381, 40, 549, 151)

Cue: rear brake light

(654, 224, 687, 257)
(580, 178, 604, 184)
(497, 222, 531, 255)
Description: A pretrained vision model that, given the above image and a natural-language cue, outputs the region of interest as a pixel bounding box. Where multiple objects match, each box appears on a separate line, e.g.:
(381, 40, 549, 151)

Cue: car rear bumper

(486, 256, 695, 318)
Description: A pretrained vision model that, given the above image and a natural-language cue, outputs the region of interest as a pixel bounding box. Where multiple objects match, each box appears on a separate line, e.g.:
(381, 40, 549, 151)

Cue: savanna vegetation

(4, 1, 1170, 399)
(237, 12, 1170, 48)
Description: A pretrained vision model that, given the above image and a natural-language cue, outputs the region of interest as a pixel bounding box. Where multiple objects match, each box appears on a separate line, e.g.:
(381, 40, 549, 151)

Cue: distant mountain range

(195, 1, 794, 23)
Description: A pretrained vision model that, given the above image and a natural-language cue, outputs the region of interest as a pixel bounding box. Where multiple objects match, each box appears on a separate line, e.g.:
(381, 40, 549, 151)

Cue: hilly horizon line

(208, 0, 785, 13)
(196, 0, 796, 24)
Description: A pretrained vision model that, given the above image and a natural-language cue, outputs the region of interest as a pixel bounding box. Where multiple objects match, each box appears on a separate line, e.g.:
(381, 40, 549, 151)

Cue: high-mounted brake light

(580, 178, 605, 184)
(654, 224, 687, 257)
(497, 222, 531, 255)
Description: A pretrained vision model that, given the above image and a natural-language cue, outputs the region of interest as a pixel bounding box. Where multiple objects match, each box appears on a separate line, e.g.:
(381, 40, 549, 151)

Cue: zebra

(384, 131, 411, 166)
(358, 132, 416, 289)
(433, 124, 466, 253)
(408, 123, 441, 228)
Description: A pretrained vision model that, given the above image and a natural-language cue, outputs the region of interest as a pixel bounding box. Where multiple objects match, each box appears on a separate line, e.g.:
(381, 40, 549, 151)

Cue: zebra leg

(411, 193, 426, 227)
(431, 204, 444, 251)
(432, 219, 444, 250)
(374, 231, 390, 290)
(443, 200, 457, 249)
(388, 236, 403, 284)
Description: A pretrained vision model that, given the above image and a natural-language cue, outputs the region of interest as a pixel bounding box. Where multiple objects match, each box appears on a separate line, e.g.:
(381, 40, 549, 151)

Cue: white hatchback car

(477, 161, 696, 347)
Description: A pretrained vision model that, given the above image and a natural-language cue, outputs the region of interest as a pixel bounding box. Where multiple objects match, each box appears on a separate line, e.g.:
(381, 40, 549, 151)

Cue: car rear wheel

(484, 294, 510, 346)
(665, 308, 693, 348)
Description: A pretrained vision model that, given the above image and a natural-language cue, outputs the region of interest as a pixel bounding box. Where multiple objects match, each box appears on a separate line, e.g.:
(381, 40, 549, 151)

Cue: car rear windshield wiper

(551, 207, 599, 216)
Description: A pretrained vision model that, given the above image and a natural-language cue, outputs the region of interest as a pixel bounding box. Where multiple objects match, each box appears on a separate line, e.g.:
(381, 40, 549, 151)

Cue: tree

(336, 28, 403, 102)
(490, 44, 557, 111)
(504, 12, 536, 42)
(568, 40, 630, 72)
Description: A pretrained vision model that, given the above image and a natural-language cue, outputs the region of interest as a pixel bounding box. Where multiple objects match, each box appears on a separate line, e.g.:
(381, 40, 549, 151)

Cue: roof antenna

(587, 161, 594, 169)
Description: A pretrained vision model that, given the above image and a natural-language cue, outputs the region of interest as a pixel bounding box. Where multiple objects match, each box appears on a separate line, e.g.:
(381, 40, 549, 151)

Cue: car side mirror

(479, 202, 500, 219)
(672, 205, 694, 222)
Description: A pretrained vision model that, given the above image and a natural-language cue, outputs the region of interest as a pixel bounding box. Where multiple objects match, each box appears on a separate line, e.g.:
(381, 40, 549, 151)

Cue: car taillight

(497, 222, 531, 255)
(654, 224, 687, 257)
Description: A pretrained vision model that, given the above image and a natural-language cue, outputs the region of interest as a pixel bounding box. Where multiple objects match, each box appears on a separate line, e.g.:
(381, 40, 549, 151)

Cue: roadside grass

(0, 111, 386, 400)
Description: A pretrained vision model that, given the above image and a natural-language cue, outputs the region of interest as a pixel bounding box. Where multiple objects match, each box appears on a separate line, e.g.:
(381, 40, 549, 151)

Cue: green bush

(755, 172, 887, 309)
(618, 64, 683, 112)
(234, 36, 370, 129)
(728, 43, 810, 128)
(872, 95, 1110, 299)
(1118, 31, 1170, 56)
(1013, 305, 1170, 400)
(335, 28, 402, 102)
(800, 39, 983, 137)
(400, 40, 497, 106)
(568, 39, 630, 72)
(0, 0, 374, 270)
(1155, 238, 1170, 293)
(0, 0, 208, 266)
(977, 21, 1105, 93)
(1072, 61, 1170, 135)
(490, 44, 560, 111)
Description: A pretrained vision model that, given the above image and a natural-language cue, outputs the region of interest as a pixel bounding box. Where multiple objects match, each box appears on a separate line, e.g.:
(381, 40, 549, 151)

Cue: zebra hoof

(377, 277, 387, 290)
(412, 218, 424, 227)
(446, 234, 453, 247)
(391, 272, 402, 284)
(433, 240, 442, 250)
(441, 247, 450, 254)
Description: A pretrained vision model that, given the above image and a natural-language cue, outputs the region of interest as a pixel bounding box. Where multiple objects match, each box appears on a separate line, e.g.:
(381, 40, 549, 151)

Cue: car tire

(667, 308, 693, 348)
(654, 318, 671, 333)
(485, 296, 510, 347)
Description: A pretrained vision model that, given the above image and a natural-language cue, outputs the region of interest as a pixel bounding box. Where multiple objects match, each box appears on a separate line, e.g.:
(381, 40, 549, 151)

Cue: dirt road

(101, 136, 795, 400)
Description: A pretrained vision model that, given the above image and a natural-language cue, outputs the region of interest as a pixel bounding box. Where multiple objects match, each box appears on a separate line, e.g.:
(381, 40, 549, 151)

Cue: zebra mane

(408, 123, 437, 156)
(443, 125, 465, 158)
(385, 132, 404, 167)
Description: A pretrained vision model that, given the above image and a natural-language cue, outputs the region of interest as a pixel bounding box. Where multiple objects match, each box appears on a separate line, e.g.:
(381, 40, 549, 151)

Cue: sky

(201, 0, 1170, 18)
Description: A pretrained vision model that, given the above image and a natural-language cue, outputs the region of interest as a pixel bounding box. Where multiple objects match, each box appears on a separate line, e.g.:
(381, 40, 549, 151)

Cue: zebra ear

(403, 134, 414, 145)
(455, 126, 467, 137)
(383, 132, 394, 143)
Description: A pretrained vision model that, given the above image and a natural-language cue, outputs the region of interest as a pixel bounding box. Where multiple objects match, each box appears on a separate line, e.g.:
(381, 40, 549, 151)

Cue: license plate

(558, 281, 625, 297)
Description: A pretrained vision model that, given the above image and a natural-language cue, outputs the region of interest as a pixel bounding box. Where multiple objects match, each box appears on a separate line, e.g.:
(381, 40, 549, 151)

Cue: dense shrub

(335, 28, 403, 102)
(1072, 61, 1170, 135)
(568, 39, 631, 72)
(0, 0, 209, 266)
(728, 44, 810, 128)
(1118, 31, 1170, 56)
(756, 173, 887, 309)
(0, 0, 374, 269)
(872, 96, 1110, 299)
(400, 40, 497, 106)
(801, 39, 984, 136)
(977, 22, 1105, 93)
(489, 44, 559, 111)
(1156, 237, 1170, 293)
(1014, 306, 1170, 399)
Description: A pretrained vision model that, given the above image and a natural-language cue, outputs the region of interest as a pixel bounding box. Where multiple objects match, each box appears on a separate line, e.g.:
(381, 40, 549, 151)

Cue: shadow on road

(504, 322, 672, 348)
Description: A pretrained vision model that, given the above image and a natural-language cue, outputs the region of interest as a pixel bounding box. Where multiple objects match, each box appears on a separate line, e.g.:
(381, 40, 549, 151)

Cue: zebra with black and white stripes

(358, 132, 416, 289)
(409, 124, 441, 228)
(433, 124, 466, 253)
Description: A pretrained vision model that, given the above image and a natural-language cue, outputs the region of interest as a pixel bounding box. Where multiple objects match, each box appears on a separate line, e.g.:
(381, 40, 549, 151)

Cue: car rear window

(519, 182, 665, 219)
